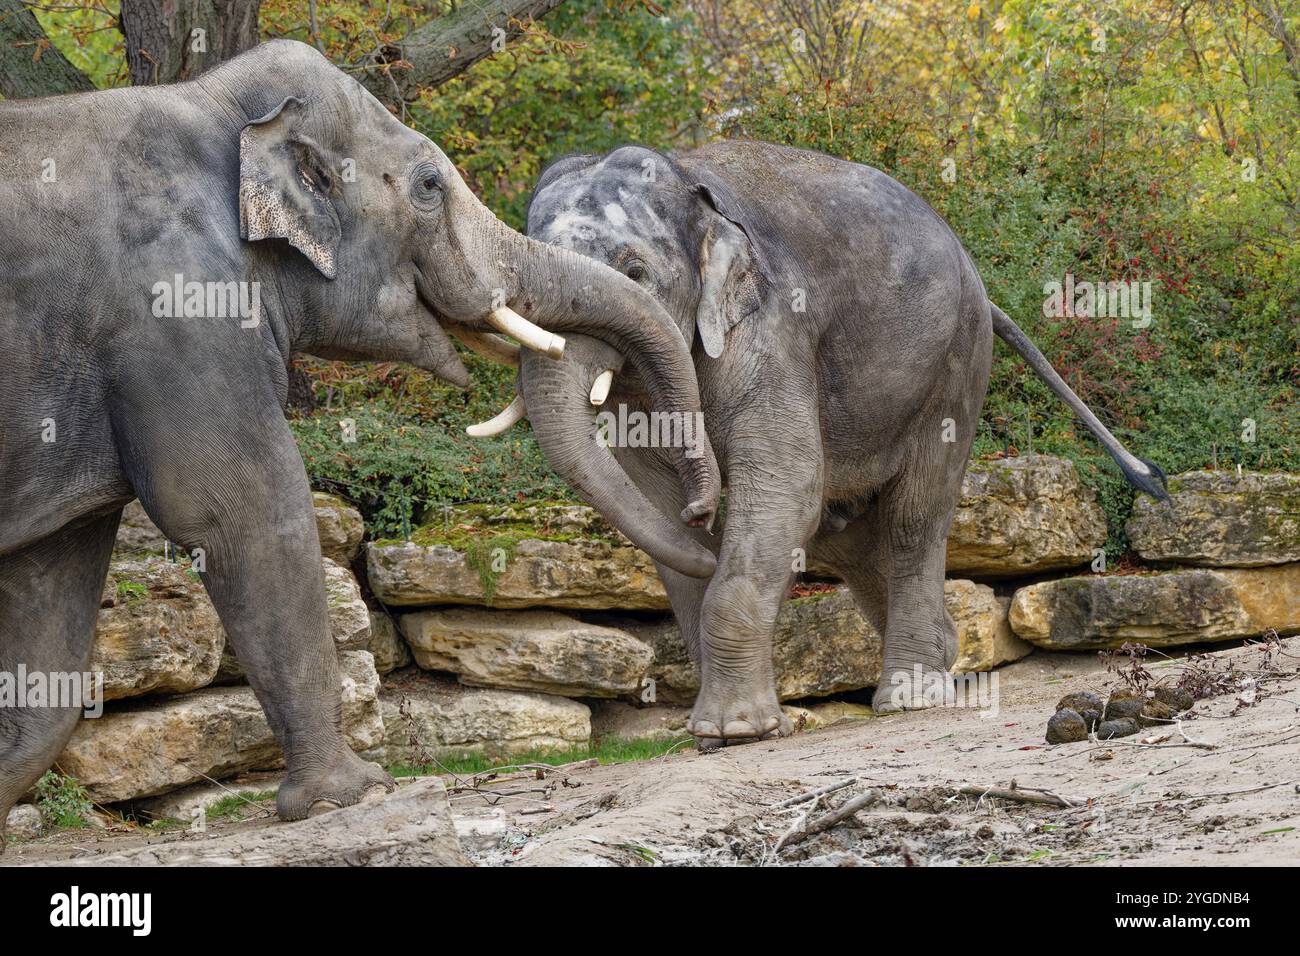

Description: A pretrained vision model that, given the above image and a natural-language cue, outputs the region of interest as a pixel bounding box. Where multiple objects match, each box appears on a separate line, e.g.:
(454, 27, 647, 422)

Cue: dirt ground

(7, 635, 1299, 867)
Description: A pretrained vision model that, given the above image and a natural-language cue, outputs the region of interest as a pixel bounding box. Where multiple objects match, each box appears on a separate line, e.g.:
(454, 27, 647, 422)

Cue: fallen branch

(770, 777, 858, 811)
(959, 785, 1080, 808)
(776, 789, 880, 851)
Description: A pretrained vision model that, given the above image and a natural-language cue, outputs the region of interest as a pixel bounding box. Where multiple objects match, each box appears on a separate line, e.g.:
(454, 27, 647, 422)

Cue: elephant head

(507, 146, 769, 563)
(218, 43, 719, 575)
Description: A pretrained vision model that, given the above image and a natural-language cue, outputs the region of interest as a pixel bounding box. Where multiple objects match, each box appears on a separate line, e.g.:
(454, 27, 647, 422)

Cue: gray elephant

(0, 41, 721, 836)
(506, 141, 1168, 742)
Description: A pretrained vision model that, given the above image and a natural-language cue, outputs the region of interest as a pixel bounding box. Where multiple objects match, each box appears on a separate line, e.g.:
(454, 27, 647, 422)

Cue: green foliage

(289, 377, 572, 540)
(730, 64, 1298, 555)
(115, 579, 147, 603)
(32, 0, 1298, 555)
(34, 771, 94, 830)
(206, 790, 278, 820)
(410, 0, 707, 227)
(386, 734, 692, 777)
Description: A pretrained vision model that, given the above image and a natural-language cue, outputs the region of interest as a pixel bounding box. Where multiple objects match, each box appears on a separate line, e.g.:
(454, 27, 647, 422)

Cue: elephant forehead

(537, 183, 678, 251)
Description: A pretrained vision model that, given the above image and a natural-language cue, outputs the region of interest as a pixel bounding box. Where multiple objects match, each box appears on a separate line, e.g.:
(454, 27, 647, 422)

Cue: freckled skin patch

(602, 203, 628, 228)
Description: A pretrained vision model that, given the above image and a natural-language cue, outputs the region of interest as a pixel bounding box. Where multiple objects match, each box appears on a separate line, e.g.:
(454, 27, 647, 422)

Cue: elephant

(0, 40, 721, 837)
(506, 140, 1168, 742)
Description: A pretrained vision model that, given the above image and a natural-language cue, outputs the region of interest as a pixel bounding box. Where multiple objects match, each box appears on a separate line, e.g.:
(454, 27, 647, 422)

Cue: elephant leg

(809, 504, 890, 635)
(869, 462, 967, 714)
(113, 392, 393, 821)
(687, 434, 823, 742)
(611, 443, 718, 667)
(0, 510, 120, 850)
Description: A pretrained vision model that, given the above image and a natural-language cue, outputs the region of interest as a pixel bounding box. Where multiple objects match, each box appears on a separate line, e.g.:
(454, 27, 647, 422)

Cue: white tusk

(450, 327, 520, 367)
(589, 369, 615, 406)
(465, 395, 528, 437)
(486, 306, 565, 359)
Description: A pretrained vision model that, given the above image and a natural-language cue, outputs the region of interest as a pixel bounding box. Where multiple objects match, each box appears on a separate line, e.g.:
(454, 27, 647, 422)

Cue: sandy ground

(6, 635, 1299, 866)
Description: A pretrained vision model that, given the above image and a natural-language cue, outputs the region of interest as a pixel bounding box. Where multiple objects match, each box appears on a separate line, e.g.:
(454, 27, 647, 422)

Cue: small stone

(1096, 718, 1139, 739)
(4, 805, 43, 840)
(1046, 708, 1088, 744)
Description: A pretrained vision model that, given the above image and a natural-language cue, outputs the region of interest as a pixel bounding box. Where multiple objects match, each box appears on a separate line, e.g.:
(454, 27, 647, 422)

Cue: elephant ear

(694, 182, 767, 359)
(239, 96, 341, 279)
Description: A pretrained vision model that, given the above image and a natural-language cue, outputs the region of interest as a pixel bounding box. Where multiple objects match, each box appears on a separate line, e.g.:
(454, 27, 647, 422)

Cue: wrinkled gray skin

(0, 41, 720, 839)
(524, 141, 1168, 742)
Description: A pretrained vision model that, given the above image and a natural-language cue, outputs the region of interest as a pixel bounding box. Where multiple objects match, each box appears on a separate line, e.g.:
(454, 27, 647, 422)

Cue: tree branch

(361, 0, 567, 105)
(0, 0, 95, 98)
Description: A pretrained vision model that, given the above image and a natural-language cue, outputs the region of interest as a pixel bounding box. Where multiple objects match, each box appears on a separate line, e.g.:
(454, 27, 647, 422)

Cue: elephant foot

(872, 662, 955, 714)
(276, 751, 396, 822)
(688, 681, 790, 743)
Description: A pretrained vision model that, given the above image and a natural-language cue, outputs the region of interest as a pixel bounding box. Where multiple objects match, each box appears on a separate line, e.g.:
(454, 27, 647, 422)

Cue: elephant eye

(624, 260, 647, 282)
(410, 164, 444, 205)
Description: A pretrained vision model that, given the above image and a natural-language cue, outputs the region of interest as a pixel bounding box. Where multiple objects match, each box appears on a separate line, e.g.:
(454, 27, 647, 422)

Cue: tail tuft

(1122, 456, 1170, 502)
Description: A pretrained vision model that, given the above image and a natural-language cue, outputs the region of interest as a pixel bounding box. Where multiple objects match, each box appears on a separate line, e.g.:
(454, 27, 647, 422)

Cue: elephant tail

(989, 302, 1170, 501)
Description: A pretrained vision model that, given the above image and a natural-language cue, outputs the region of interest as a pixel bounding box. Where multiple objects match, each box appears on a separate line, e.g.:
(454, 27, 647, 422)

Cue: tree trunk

(0, 0, 95, 98)
(120, 0, 261, 86)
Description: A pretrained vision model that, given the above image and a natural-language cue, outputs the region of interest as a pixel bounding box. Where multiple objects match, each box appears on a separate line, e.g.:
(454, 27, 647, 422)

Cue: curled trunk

(518, 342, 718, 579)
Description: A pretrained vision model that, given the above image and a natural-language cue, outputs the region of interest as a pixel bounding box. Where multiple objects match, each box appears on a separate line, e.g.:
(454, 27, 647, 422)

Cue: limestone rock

(783, 701, 876, 733)
(1009, 563, 1300, 650)
(367, 611, 412, 675)
(313, 492, 365, 564)
(57, 652, 384, 803)
(1127, 471, 1300, 567)
(399, 608, 653, 698)
(323, 557, 371, 651)
(367, 671, 591, 764)
(4, 804, 43, 840)
(94, 557, 224, 701)
(113, 500, 167, 556)
(948, 579, 1032, 672)
(367, 504, 668, 610)
(589, 701, 692, 743)
(946, 455, 1107, 577)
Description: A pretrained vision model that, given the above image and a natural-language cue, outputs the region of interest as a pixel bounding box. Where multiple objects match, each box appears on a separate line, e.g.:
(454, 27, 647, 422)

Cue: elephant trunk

(518, 342, 718, 579)
(498, 227, 718, 528)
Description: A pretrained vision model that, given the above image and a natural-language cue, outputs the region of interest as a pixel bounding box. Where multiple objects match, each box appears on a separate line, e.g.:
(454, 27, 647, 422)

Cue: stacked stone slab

(28, 459, 1292, 815)
(361, 458, 1103, 756)
(1008, 471, 1300, 650)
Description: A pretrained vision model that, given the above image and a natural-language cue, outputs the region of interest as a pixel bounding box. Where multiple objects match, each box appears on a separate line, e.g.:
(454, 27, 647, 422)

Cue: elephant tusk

(465, 395, 528, 437)
(486, 306, 565, 359)
(450, 327, 520, 367)
(589, 369, 615, 406)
